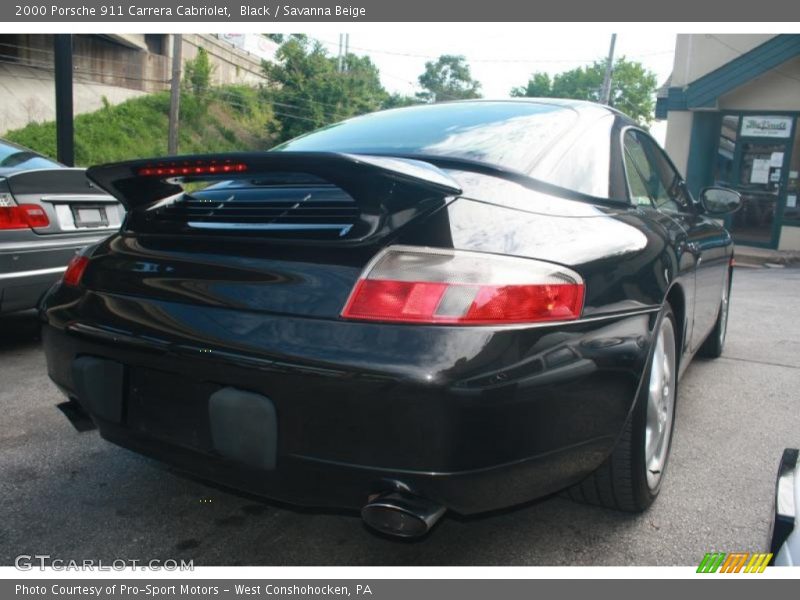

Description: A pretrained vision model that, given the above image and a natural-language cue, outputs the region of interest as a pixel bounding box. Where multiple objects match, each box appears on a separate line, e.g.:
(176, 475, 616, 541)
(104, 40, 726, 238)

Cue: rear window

(0, 140, 61, 173)
(274, 102, 579, 176)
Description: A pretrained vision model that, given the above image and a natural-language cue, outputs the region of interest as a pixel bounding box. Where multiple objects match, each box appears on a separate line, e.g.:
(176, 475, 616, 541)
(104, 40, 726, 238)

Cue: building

(658, 34, 800, 250)
(0, 34, 274, 135)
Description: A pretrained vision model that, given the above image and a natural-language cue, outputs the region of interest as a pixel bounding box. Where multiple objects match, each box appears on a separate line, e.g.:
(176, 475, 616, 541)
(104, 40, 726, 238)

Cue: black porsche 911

(40, 99, 741, 537)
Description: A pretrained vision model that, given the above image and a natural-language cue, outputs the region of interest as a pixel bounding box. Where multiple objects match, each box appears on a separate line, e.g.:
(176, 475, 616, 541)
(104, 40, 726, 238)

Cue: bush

(5, 85, 275, 166)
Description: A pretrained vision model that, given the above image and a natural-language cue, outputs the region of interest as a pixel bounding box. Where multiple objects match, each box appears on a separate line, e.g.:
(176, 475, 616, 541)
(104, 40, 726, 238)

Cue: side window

(623, 131, 691, 213)
(623, 134, 657, 207)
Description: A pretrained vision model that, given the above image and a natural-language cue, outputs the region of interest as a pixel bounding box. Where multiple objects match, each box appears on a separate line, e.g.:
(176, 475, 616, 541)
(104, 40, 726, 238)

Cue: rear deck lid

(3, 168, 123, 235)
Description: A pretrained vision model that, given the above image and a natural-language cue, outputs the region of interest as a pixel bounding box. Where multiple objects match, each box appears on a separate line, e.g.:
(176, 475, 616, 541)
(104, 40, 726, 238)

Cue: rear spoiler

(86, 152, 462, 242)
(86, 152, 461, 209)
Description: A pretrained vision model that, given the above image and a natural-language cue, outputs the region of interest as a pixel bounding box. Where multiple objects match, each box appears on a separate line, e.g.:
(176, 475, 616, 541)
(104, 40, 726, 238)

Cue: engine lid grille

(154, 183, 359, 239)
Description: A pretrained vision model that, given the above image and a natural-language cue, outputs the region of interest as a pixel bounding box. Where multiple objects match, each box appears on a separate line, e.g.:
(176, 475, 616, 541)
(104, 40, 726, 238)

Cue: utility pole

(53, 34, 74, 166)
(167, 34, 182, 155)
(600, 33, 617, 106)
(344, 34, 349, 72)
(337, 34, 344, 73)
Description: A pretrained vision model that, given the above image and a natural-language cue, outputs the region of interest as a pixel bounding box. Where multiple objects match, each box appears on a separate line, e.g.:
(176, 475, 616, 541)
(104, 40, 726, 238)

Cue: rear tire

(698, 268, 732, 359)
(567, 303, 678, 512)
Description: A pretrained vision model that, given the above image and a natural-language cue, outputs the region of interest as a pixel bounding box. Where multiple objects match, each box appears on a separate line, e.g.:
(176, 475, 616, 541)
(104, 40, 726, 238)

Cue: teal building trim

(657, 35, 800, 116)
(684, 112, 720, 197)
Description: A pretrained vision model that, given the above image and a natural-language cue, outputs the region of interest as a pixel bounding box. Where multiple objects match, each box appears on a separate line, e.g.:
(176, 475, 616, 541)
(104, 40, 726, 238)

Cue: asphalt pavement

(1, 266, 798, 566)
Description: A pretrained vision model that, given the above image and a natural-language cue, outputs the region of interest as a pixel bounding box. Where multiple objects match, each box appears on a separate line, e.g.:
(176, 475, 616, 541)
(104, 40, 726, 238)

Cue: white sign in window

(751, 159, 771, 184)
(741, 116, 793, 138)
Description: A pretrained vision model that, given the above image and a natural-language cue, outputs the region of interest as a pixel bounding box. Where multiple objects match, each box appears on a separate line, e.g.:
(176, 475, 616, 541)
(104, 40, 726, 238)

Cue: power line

(209, 89, 356, 121)
(0, 53, 171, 85)
(0, 40, 175, 78)
(0, 38, 269, 81)
(310, 35, 674, 64)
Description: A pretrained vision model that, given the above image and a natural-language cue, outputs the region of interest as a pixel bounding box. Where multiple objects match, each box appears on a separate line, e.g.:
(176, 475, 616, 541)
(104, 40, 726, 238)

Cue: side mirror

(700, 187, 742, 216)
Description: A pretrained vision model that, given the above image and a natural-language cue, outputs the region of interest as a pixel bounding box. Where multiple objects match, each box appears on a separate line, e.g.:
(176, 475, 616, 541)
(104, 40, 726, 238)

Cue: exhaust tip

(361, 492, 446, 538)
(56, 399, 96, 432)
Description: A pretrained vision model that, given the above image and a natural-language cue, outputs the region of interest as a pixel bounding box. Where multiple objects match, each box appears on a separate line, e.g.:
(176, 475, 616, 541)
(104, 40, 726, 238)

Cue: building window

(784, 117, 800, 222)
(714, 115, 739, 186)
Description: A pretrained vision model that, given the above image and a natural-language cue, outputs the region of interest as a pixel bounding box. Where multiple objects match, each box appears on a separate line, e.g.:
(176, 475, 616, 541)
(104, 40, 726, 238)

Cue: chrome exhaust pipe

(361, 491, 446, 538)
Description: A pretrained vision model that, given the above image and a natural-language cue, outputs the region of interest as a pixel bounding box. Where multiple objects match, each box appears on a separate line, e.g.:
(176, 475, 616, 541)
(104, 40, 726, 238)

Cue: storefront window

(784, 117, 800, 221)
(714, 115, 739, 186)
(710, 113, 799, 247)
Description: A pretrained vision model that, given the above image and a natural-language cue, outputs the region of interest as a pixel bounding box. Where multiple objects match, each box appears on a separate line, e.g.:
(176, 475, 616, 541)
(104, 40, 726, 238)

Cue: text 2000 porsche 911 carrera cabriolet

(41, 99, 741, 537)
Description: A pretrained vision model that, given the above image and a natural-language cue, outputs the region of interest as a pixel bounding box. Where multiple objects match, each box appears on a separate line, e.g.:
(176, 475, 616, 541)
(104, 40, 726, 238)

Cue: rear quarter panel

(400, 172, 678, 318)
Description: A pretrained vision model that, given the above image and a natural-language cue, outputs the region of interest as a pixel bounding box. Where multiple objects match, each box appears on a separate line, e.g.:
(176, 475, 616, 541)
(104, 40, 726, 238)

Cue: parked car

(40, 100, 741, 537)
(0, 139, 123, 315)
(771, 448, 799, 565)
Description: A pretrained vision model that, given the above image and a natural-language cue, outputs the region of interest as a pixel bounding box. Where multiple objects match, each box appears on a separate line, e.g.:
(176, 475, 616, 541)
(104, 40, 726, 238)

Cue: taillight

(0, 202, 50, 230)
(62, 255, 89, 287)
(137, 161, 248, 177)
(341, 246, 584, 325)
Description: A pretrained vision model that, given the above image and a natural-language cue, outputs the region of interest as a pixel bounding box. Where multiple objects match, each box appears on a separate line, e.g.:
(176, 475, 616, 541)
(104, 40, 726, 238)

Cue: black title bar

(4, 0, 800, 22)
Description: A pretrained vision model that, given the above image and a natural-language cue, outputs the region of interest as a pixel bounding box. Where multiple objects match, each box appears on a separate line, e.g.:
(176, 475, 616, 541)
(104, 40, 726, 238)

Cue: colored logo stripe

(697, 552, 726, 573)
(744, 553, 773, 573)
(697, 552, 773, 573)
(720, 553, 749, 573)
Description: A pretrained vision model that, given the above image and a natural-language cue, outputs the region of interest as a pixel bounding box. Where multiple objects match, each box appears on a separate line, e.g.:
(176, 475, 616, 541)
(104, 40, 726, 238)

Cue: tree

(510, 57, 658, 126)
(417, 55, 481, 102)
(183, 48, 214, 97)
(510, 72, 552, 99)
(382, 93, 419, 110)
(264, 34, 307, 44)
(262, 38, 389, 142)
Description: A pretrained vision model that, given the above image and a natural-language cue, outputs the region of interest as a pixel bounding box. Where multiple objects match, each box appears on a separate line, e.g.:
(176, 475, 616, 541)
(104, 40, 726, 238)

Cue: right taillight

(341, 246, 584, 325)
(62, 255, 89, 287)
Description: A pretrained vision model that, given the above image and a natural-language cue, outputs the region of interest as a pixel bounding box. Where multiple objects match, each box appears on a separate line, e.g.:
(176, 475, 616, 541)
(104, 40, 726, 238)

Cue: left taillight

(62, 255, 89, 287)
(0, 198, 50, 230)
(341, 245, 585, 325)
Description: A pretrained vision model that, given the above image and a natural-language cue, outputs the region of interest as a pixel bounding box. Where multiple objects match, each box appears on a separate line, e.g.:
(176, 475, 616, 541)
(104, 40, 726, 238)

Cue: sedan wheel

(568, 303, 678, 511)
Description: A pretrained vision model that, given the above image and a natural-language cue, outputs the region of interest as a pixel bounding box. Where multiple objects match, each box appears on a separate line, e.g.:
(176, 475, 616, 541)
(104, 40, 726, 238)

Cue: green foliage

(5, 86, 274, 166)
(510, 72, 552, 99)
(510, 57, 658, 126)
(183, 47, 214, 97)
(417, 55, 481, 102)
(264, 34, 307, 44)
(263, 37, 389, 143)
(382, 93, 420, 110)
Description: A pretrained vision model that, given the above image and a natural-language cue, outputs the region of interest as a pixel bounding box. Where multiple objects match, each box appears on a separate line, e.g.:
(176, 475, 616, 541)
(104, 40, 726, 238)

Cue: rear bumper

(41, 289, 657, 515)
(0, 234, 108, 313)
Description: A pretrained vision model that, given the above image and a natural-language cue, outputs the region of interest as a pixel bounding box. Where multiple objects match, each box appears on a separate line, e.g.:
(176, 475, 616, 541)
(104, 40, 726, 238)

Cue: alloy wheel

(644, 315, 677, 491)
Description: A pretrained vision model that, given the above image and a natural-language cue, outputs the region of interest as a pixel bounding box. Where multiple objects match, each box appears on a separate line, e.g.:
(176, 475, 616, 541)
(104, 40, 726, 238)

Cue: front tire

(567, 303, 678, 512)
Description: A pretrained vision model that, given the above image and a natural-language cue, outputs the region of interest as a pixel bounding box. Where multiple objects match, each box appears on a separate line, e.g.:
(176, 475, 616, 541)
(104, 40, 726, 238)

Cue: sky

(306, 30, 677, 142)
(312, 31, 676, 98)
